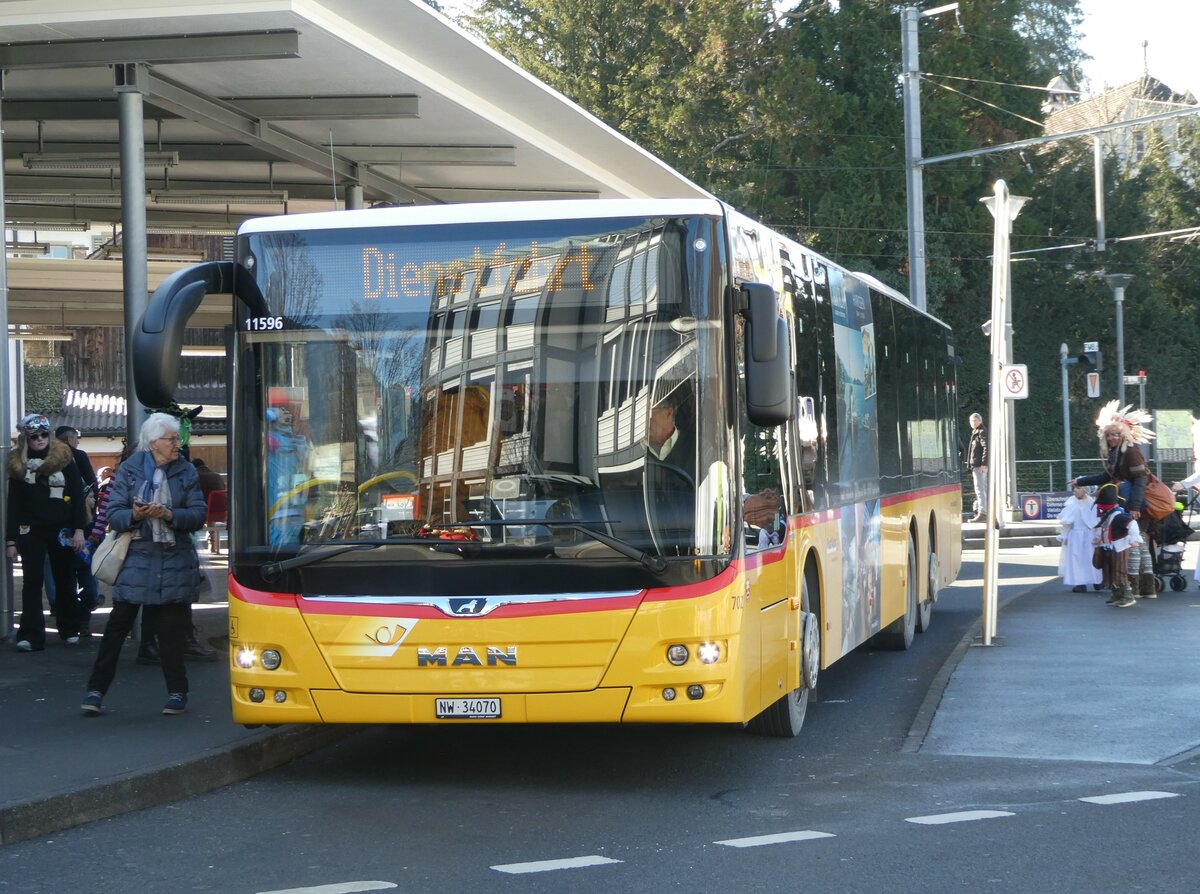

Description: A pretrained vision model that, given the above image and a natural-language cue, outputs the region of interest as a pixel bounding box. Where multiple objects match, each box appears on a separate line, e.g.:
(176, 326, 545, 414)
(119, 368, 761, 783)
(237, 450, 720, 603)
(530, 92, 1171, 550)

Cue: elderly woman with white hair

(81, 413, 207, 717)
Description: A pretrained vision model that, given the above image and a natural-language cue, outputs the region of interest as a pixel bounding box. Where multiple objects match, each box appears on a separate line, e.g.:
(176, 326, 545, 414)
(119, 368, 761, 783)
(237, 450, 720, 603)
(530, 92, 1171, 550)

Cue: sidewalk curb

(0, 724, 359, 847)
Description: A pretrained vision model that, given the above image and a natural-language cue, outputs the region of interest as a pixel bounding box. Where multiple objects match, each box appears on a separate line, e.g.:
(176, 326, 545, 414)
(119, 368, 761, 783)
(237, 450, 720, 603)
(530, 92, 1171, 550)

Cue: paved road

(5, 546, 1197, 893)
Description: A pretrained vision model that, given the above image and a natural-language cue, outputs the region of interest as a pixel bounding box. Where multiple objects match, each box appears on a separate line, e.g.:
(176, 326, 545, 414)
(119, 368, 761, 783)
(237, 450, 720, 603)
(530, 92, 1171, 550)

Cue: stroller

(1153, 495, 1194, 593)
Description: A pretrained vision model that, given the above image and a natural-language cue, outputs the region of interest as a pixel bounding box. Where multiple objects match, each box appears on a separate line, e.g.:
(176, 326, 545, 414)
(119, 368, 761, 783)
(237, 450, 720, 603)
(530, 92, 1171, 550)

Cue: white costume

(1057, 494, 1103, 587)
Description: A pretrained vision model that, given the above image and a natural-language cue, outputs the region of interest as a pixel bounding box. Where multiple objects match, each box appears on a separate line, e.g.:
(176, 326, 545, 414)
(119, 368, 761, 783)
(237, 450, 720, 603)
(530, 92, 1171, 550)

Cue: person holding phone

(81, 413, 207, 716)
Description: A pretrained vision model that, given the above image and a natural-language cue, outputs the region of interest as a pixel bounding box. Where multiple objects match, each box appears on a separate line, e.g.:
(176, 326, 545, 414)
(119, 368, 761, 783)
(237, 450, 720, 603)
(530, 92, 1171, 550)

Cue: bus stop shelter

(0, 0, 708, 636)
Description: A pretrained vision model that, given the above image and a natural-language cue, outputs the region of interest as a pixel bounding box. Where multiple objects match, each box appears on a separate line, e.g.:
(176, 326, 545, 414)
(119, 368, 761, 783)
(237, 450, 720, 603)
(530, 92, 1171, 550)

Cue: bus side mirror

(739, 282, 793, 427)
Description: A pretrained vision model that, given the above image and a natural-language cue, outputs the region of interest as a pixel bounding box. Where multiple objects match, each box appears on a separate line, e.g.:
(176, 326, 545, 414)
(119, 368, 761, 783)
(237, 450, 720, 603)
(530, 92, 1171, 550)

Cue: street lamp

(1104, 273, 1133, 404)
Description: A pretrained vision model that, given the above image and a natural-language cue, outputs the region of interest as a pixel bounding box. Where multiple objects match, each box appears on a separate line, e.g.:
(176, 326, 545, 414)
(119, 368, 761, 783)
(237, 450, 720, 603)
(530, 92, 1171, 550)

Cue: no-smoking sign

(1001, 363, 1028, 399)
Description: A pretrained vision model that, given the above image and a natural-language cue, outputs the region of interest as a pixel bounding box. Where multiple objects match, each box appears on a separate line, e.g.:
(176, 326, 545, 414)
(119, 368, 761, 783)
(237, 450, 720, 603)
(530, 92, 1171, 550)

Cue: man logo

(417, 646, 518, 667)
(450, 598, 486, 615)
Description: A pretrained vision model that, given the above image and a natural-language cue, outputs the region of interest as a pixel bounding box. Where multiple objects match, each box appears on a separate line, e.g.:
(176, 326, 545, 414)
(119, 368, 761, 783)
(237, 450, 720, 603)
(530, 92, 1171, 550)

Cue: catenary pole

(1105, 274, 1132, 405)
(1061, 343, 1072, 482)
(980, 180, 1028, 645)
(900, 6, 926, 312)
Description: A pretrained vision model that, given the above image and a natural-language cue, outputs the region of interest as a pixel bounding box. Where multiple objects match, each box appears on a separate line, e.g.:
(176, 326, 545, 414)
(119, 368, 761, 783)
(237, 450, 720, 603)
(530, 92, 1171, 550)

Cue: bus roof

(238, 198, 727, 235)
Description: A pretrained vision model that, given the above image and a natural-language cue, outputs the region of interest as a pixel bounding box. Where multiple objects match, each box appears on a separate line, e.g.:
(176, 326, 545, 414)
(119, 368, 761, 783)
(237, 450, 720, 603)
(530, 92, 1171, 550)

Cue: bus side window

(742, 424, 788, 551)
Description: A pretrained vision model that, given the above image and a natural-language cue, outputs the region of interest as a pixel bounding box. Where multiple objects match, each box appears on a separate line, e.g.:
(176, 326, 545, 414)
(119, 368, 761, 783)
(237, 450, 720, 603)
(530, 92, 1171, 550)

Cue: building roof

(49, 389, 226, 438)
(1045, 76, 1196, 135)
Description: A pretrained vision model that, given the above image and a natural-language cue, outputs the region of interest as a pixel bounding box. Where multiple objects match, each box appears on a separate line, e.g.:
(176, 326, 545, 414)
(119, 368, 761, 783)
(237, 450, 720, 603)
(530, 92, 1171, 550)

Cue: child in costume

(1093, 483, 1141, 608)
(1057, 485, 1102, 592)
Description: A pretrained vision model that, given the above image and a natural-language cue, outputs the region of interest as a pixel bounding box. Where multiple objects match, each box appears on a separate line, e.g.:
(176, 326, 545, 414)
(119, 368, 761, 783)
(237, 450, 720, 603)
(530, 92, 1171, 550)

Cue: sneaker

(162, 692, 188, 715)
(81, 691, 104, 715)
(16, 639, 33, 652)
(1114, 594, 1136, 608)
(64, 636, 80, 645)
(1071, 585, 1087, 593)
(1143, 591, 1157, 599)
(1104, 592, 1121, 605)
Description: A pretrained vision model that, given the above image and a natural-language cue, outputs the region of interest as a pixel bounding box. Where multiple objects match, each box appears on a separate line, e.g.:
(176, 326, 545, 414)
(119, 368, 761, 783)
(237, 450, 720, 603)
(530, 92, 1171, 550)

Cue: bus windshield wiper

(461, 519, 668, 574)
(261, 543, 382, 581)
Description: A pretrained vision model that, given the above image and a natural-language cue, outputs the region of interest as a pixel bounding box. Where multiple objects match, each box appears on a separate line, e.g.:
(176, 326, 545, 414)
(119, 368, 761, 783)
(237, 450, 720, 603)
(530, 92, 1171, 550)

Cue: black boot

(137, 640, 161, 666)
(184, 627, 218, 661)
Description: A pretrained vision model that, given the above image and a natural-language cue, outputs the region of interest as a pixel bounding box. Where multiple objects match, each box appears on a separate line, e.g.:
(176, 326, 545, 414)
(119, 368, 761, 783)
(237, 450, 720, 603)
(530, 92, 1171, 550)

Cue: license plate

(436, 697, 501, 719)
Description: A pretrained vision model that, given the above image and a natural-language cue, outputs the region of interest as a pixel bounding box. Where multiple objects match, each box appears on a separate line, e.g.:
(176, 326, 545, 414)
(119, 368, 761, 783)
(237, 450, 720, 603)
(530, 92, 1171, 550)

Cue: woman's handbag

(1143, 473, 1175, 520)
(91, 530, 132, 586)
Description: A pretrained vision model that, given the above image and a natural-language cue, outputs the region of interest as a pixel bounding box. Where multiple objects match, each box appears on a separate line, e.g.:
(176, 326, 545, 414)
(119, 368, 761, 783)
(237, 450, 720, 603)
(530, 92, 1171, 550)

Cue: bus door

(740, 395, 797, 711)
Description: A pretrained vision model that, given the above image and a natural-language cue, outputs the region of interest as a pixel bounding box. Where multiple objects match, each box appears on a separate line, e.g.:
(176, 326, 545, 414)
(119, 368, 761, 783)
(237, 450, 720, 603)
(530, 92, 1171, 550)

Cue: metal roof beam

(142, 70, 437, 205)
(3, 96, 419, 122)
(232, 97, 418, 119)
(5, 174, 402, 202)
(5, 142, 514, 167)
(0, 31, 300, 69)
(4, 142, 275, 163)
(340, 145, 515, 166)
(3, 201, 250, 230)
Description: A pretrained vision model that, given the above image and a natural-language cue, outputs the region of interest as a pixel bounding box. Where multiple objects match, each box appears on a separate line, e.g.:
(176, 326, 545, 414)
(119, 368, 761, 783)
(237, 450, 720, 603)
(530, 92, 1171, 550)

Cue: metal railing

(960, 458, 1196, 514)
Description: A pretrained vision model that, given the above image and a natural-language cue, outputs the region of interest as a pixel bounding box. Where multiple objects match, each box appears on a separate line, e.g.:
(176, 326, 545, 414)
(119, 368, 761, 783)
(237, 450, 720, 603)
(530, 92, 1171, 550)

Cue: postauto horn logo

(356, 619, 419, 657)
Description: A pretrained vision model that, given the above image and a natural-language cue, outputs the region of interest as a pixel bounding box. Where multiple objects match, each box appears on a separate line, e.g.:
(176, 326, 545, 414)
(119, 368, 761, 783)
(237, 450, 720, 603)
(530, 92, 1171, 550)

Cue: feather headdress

(1095, 400, 1155, 452)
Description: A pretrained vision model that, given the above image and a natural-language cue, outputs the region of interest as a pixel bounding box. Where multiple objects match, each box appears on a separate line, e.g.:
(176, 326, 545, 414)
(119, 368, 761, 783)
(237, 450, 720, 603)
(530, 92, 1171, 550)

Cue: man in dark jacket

(967, 412, 988, 523)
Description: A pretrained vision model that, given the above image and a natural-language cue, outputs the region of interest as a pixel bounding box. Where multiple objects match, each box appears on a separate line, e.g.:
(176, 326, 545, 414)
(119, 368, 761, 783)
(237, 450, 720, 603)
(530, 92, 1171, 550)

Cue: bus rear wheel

(917, 549, 937, 633)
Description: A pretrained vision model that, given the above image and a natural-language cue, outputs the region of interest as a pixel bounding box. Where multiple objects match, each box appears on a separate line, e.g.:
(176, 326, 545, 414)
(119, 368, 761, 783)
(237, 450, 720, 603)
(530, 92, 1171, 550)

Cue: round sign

(1022, 496, 1042, 520)
(1005, 367, 1026, 395)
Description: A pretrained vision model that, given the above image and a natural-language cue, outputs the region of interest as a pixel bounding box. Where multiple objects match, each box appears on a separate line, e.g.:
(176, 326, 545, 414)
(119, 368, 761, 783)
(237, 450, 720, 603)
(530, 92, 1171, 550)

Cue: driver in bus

(645, 389, 695, 551)
(646, 390, 694, 484)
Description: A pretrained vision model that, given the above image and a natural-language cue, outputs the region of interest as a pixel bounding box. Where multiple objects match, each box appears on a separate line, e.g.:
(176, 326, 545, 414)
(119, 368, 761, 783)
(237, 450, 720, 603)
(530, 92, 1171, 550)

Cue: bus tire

(878, 533, 917, 650)
(749, 574, 817, 738)
(917, 544, 937, 634)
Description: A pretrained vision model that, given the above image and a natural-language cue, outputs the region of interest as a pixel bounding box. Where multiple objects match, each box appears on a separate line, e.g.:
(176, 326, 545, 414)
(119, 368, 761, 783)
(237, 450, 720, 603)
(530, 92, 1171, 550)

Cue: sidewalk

(0, 546, 350, 846)
(3, 534, 1199, 847)
(915, 536, 1200, 765)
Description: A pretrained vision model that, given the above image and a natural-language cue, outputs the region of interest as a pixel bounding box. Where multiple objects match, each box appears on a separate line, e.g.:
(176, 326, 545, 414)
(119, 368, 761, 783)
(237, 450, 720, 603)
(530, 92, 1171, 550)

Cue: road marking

(1079, 791, 1180, 805)
(715, 830, 835, 848)
(949, 576, 1054, 588)
(257, 883, 397, 894)
(905, 810, 1015, 825)
(491, 856, 622, 874)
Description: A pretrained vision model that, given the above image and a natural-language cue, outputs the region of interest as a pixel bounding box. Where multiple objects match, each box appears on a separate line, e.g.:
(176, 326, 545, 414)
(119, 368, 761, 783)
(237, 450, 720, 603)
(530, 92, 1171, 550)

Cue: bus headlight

(697, 642, 721, 664)
(667, 644, 689, 666)
(249, 688, 265, 703)
(236, 648, 256, 669)
(260, 650, 282, 670)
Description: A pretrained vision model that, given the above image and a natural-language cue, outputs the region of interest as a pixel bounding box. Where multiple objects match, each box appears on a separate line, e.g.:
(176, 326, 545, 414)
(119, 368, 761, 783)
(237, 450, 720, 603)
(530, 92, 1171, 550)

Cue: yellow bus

(135, 198, 961, 737)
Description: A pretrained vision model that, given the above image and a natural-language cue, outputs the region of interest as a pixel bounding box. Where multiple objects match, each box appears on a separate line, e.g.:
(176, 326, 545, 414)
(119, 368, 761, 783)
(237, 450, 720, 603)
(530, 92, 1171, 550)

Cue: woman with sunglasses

(82, 413, 207, 716)
(6, 413, 89, 651)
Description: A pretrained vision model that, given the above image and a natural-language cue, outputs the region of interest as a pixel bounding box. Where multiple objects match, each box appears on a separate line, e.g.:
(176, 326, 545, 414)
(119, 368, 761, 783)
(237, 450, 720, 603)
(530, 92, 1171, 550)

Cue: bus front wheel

(749, 574, 817, 738)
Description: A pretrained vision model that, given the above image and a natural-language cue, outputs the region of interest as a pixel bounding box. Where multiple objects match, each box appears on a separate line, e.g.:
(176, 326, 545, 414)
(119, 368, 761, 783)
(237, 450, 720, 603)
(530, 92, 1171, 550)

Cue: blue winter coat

(107, 451, 208, 605)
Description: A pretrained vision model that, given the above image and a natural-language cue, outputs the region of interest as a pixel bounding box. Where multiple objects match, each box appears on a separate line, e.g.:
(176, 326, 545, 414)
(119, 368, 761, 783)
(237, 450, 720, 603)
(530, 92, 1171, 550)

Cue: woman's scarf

(21, 444, 66, 499)
(139, 452, 175, 546)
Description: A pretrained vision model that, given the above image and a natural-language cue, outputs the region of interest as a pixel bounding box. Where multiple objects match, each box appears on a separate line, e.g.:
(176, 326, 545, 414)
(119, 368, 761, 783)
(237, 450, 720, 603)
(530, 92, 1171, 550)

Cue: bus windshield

(235, 214, 732, 584)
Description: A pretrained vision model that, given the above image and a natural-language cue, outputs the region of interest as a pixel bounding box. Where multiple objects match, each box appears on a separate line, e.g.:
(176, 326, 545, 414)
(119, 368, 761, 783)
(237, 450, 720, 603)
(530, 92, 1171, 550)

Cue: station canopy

(1, 0, 709, 326)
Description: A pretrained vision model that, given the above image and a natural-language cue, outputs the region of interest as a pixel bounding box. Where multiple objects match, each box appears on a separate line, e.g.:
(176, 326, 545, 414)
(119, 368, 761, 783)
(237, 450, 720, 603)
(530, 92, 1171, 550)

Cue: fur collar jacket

(8, 438, 74, 480)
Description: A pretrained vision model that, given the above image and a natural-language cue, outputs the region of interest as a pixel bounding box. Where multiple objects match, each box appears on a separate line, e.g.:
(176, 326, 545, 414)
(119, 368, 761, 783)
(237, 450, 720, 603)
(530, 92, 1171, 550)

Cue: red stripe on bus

(880, 483, 960, 507)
